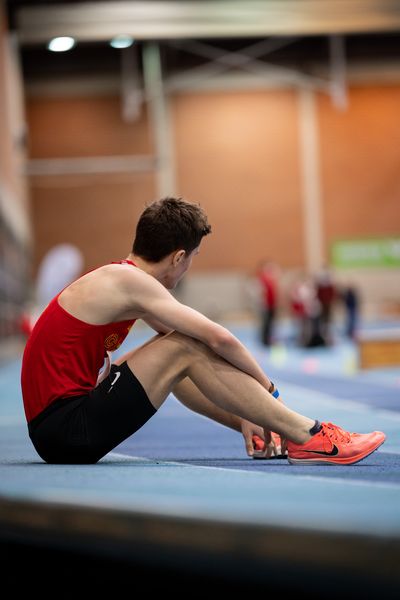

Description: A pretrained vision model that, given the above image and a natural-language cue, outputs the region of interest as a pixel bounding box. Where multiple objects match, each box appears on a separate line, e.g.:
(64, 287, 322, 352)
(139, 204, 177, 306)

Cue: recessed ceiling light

(47, 37, 76, 52)
(110, 35, 134, 49)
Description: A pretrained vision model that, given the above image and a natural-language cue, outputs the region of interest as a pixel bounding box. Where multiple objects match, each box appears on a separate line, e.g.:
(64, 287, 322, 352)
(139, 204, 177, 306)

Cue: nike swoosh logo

(302, 444, 339, 456)
(107, 371, 121, 393)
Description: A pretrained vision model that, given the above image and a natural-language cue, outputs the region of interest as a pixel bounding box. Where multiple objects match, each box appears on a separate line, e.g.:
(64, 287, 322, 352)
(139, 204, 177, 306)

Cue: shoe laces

(322, 422, 351, 445)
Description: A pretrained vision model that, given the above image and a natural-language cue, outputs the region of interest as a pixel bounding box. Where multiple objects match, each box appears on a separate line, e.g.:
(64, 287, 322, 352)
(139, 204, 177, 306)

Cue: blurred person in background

(340, 282, 360, 340)
(289, 272, 325, 347)
(315, 265, 337, 345)
(257, 259, 280, 346)
(19, 244, 84, 339)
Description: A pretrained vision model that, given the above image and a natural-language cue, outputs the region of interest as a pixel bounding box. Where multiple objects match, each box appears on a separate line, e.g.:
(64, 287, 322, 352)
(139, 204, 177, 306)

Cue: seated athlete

(21, 197, 385, 465)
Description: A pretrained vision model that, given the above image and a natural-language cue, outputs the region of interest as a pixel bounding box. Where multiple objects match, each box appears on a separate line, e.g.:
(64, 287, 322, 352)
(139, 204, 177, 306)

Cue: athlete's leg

(172, 377, 243, 432)
(119, 339, 266, 451)
(118, 336, 254, 432)
(116, 331, 314, 444)
(172, 378, 275, 456)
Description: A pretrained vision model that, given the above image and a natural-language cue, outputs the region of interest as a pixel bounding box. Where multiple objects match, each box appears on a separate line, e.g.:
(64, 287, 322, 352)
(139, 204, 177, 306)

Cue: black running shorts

(28, 361, 156, 464)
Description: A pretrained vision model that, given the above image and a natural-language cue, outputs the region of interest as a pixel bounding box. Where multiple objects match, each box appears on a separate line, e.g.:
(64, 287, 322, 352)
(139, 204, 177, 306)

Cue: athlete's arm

(142, 314, 173, 335)
(127, 270, 273, 392)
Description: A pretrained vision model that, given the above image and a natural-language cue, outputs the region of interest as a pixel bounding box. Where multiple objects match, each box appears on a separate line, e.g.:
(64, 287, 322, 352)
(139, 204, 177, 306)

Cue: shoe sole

(287, 436, 385, 465)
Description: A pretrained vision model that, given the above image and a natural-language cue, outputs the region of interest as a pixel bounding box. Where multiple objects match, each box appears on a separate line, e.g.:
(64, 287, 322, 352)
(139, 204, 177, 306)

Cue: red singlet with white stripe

(21, 261, 136, 422)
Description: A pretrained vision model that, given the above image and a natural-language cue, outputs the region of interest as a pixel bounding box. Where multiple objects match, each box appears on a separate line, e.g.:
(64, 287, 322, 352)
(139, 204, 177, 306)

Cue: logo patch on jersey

(104, 333, 120, 350)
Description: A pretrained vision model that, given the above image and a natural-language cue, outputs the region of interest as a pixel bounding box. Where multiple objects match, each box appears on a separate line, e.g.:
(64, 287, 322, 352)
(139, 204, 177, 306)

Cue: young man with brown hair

(21, 197, 385, 465)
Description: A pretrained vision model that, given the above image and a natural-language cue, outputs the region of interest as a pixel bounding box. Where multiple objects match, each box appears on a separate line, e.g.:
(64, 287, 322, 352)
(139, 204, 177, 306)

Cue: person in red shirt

(257, 260, 279, 346)
(21, 197, 385, 465)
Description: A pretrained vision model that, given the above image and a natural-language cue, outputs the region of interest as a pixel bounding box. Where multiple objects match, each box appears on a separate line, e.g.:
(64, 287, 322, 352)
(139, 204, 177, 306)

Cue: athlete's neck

(127, 253, 161, 279)
(127, 253, 174, 286)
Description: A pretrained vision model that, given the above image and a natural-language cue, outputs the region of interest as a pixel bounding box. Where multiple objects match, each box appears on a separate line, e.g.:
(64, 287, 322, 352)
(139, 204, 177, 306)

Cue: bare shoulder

(59, 263, 164, 323)
(60, 262, 218, 342)
(104, 263, 167, 298)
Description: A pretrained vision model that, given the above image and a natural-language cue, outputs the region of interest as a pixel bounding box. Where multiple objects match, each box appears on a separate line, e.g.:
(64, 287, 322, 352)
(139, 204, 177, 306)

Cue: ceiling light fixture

(110, 35, 134, 49)
(47, 36, 76, 52)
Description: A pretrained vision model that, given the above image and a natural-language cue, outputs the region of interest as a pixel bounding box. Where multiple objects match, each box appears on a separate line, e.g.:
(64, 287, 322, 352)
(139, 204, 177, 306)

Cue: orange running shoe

(287, 422, 386, 465)
(252, 433, 287, 459)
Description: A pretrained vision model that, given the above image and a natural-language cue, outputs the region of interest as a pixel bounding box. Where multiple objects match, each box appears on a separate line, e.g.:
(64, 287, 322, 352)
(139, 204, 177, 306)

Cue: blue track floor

(1, 317, 400, 594)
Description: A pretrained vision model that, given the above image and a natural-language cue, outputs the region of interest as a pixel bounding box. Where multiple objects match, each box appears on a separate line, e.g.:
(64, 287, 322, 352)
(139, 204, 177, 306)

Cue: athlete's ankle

(309, 420, 322, 435)
(293, 419, 317, 444)
(292, 420, 324, 445)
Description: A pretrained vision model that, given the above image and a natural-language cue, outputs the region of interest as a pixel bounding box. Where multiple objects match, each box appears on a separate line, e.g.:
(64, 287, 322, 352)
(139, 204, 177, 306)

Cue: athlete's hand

(280, 436, 288, 456)
(240, 419, 264, 456)
(260, 428, 280, 458)
(240, 420, 278, 458)
(254, 430, 289, 458)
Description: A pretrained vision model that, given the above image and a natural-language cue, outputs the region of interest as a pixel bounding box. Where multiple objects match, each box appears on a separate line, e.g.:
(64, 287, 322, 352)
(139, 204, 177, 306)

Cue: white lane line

(108, 452, 400, 490)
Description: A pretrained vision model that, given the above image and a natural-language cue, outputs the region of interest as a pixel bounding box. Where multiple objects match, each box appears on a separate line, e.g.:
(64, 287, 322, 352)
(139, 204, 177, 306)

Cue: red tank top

(21, 260, 136, 422)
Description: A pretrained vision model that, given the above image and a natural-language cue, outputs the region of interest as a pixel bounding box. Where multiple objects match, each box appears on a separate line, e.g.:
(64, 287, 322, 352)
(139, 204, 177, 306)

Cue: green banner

(331, 237, 400, 268)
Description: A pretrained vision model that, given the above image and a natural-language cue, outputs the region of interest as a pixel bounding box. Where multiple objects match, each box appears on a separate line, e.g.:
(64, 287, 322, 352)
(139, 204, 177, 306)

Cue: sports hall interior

(1, 1, 400, 597)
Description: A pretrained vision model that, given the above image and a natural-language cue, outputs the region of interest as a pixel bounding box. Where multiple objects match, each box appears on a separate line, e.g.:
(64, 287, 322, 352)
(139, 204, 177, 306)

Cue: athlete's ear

(172, 250, 186, 266)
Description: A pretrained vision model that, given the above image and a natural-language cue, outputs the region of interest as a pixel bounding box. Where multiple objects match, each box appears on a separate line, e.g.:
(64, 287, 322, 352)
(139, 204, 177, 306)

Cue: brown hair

(132, 197, 211, 262)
